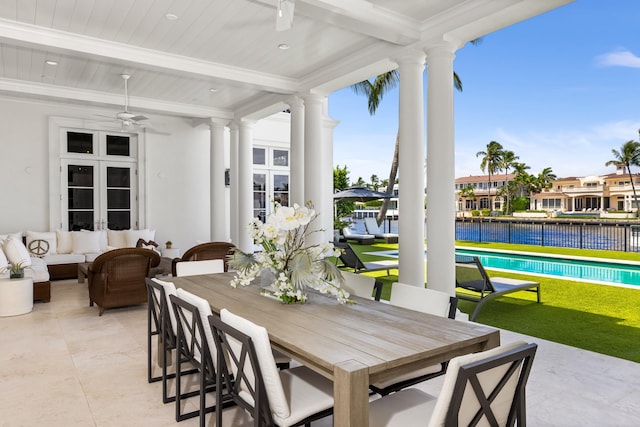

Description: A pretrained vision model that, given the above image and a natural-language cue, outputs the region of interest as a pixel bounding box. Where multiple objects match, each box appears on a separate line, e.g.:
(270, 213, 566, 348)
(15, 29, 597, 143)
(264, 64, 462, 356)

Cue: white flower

(274, 205, 300, 231)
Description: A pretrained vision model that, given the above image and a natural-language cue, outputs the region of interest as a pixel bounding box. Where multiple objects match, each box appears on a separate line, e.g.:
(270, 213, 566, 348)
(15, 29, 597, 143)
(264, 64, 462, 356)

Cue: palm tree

(512, 162, 532, 197)
(351, 67, 467, 226)
(476, 141, 504, 211)
(605, 140, 640, 217)
(499, 150, 519, 214)
(459, 185, 477, 211)
(531, 167, 557, 194)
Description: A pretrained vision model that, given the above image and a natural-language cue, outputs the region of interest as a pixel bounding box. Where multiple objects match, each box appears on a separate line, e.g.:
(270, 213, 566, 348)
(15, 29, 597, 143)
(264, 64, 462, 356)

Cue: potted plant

(8, 261, 29, 279)
(165, 241, 172, 249)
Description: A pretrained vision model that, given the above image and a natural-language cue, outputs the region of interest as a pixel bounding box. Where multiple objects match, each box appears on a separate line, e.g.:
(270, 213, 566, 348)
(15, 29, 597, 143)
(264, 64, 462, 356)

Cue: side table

(0, 277, 34, 316)
(161, 248, 180, 258)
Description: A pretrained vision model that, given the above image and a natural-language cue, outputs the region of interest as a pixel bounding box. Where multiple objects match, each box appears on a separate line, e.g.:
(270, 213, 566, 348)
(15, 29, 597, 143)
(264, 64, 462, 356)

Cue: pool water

(368, 249, 640, 288)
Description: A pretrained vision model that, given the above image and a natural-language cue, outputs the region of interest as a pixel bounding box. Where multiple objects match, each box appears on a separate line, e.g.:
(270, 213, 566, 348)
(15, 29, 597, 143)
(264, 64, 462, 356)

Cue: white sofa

(2, 229, 158, 281)
(1, 234, 52, 302)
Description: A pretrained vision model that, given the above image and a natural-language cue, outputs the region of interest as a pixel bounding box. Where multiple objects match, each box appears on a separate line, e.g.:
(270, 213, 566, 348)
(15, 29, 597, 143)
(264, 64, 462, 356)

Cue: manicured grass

(345, 241, 640, 363)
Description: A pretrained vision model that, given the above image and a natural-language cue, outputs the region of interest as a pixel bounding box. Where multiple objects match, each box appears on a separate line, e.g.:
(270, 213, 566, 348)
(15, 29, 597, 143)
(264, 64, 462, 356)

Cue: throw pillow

(0, 232, 23, 242)
(2, 237, 32, 267)
(125, 229, 156, 248)
(71, 231, 101, 254)
(0, 247, 8, 269)
(107, 229, 127, 248)
(56, 229, 73, 254)
(82, 229, 107, 252)
(26, 231, 57, 256)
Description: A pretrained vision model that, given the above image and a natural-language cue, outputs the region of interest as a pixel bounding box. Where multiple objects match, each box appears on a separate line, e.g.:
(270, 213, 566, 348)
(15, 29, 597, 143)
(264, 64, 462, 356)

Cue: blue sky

(329, 0, 640, 184)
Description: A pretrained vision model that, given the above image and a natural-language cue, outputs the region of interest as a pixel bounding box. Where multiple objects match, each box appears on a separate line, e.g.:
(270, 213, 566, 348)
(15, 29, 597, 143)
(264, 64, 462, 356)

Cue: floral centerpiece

(228, 202, 351, 304)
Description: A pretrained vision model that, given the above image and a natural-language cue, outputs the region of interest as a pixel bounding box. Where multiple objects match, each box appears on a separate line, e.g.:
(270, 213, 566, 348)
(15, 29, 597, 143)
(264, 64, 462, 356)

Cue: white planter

(513, 212, 547, 218)
(0, 277, 34, 316)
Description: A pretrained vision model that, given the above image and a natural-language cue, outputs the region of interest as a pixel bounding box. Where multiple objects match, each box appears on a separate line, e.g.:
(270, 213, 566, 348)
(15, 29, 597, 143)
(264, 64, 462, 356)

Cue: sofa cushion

(72, 231, 101, 254)
(125, 229, 156, 248)
(56, 229, 73, 254)
(84, 252, 103, 263)
(26, 231, 57, 256)
(0, 247, 8, 269)
(107, 230, 127, 248)
(3, 237, 32, 267)
(82, 229, 107, 252)
(26, 257, 50, 282)
(42, 253, 87, 265)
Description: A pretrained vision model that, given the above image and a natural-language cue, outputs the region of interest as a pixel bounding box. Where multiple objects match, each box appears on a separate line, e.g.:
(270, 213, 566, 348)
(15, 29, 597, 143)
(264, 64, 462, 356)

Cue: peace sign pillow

(26, 231, 57, 257)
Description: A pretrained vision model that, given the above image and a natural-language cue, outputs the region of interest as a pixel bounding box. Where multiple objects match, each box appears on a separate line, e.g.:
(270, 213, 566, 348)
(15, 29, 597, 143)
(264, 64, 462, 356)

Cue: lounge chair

(455, 255, 541, 321)
(364, 217, 398, 243)
(334, 242, 398, 275)
(341, 226, 375, 245)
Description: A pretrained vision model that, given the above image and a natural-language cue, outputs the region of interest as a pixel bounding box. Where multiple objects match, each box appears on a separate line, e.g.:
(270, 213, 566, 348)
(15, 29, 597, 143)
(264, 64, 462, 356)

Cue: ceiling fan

(93, 74, 169, 135)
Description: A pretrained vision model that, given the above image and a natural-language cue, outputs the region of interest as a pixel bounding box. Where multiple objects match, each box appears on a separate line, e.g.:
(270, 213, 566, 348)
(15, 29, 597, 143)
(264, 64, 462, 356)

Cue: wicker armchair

(171, 242, 235, 276)
(88, 248, 161, 316)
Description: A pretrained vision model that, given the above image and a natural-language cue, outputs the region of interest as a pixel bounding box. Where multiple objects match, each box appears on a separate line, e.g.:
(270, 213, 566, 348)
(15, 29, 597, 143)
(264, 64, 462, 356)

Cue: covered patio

(0, 0, 573, 295)
(1, 280, 638, 426)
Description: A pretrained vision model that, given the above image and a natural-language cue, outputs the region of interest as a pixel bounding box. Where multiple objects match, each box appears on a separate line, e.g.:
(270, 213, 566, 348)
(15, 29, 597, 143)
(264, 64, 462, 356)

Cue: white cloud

(595, 49, 640, 68)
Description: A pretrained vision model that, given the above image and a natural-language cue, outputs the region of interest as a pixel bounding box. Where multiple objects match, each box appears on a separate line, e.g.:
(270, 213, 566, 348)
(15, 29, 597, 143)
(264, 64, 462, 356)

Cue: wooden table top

(171, 272, 500, 384)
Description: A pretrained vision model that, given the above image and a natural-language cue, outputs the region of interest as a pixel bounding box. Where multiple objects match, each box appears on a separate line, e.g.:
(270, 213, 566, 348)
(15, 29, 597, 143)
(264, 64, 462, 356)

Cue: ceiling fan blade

(130, 115, 148, 122)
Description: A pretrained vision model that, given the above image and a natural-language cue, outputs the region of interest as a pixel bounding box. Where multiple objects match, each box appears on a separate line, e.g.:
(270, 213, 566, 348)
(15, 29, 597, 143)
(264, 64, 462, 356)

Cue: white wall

(0, 95, 292, 253)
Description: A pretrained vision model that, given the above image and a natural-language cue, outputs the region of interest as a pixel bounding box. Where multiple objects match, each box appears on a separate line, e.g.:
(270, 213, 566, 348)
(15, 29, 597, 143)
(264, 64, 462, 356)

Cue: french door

(62, 159, 136, 231)
(253, 172, 289, 222)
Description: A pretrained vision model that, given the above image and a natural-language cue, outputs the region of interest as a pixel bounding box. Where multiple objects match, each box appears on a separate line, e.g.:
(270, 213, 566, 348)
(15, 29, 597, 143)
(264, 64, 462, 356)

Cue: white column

(322, 98, 339, 242)
(229, 122, 239, 245)
(237, 120, 255, 253)
(425, 43, 457, 295)
(289, 96, 305, 206)
(303, 93, 327, 245)
(397, 52, 426, 287)
(210, 119, 227, 241)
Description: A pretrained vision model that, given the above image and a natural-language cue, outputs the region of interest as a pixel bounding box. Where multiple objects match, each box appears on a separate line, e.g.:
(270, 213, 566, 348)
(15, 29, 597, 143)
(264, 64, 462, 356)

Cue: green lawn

(345, 241, 640, 363)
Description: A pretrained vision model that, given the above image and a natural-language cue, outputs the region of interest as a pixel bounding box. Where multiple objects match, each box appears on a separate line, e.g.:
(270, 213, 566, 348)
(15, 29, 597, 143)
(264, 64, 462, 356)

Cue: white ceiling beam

(0, 18, 300, 95)
(254, 0, 420, 45)
(0, 77, 232, 119)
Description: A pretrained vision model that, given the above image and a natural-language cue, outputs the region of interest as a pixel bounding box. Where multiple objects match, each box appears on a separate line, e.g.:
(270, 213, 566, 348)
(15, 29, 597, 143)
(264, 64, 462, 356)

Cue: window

(67, 131, 94, 154)
(273, 149, 288, 167)
(542, 198, 562, 209)
(253, 148, 266, 165)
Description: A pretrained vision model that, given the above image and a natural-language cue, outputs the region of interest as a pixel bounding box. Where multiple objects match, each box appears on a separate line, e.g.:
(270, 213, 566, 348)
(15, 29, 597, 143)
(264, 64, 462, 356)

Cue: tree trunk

(376, 132, 399, 227)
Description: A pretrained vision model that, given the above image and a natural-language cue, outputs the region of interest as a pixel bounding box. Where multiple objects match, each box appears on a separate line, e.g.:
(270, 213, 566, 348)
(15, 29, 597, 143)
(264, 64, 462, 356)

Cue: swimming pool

(366, 248, 640, 288)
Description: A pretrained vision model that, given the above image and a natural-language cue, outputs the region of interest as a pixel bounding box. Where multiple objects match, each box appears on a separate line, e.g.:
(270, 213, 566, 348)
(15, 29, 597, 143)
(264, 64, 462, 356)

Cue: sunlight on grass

(342, 241, 640, 363)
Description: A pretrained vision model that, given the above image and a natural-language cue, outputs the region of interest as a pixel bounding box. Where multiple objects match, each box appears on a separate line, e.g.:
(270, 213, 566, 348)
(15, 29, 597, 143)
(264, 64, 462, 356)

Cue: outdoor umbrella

(333, 186, 394, 233)
(333, 186, 393, 202)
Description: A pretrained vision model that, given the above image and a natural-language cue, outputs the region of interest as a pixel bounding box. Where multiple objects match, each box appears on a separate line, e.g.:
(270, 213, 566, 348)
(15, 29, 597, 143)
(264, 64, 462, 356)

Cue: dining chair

(171, 241, 236, 275)
(211, 308, 334, 427)
(369, 282, 459, 396)
(169, 289, 233, 425)
(146, 278, 199, 404)
(340, 271, 383, 300)
(175, 259, 225, 277)
(369, 341, 538, 427)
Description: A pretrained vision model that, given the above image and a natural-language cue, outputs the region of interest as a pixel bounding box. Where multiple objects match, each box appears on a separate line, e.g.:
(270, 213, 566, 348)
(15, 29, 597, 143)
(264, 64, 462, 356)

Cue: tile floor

(1, 279, 639, 426)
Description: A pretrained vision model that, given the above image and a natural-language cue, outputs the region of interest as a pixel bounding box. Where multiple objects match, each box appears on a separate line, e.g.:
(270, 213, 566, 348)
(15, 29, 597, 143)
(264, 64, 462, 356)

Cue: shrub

(481, 209, 491, 217)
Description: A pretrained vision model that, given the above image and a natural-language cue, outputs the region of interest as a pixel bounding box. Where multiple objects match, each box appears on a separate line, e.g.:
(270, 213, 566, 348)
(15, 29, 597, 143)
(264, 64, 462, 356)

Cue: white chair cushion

(341, 271, 376, 299)
(174, 288, 216, 365)
(26, 231, 57, 256)
(221, 308, 290, 420)
(107, 229, 127, 248)
(55, 229, 73, 254)
(371, 364, 443, 390)
(369, 388, 438, 427)
(427, 341, 528, 427)
(390, 282, 452, 318)
(0, 247, 8, 269)
(3, 237, 32, 267)
(275, 366, 334, 427)
(175, 259, 224, 277)
(71, 231, 101, 254)
(151, 278, 178, 334)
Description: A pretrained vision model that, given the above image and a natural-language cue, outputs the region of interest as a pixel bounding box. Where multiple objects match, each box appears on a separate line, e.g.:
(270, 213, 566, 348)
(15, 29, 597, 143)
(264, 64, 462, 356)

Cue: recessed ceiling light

(45, 60, 58, 66)
(165, 13, 178, 20)
(278, 43, 290, 50)
(209, 88, 218, 93)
